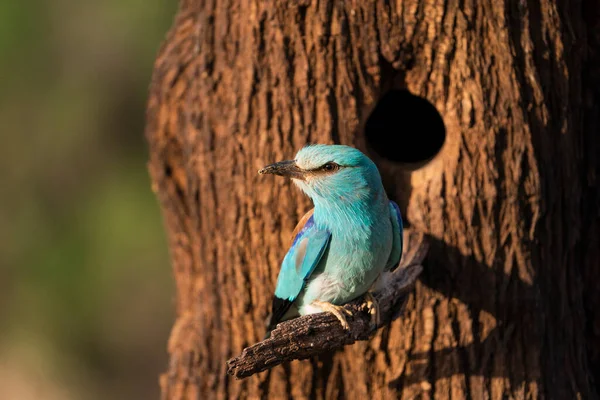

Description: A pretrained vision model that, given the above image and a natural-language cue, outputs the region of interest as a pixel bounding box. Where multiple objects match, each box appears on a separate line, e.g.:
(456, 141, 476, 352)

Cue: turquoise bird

(259, 144, 403, 337)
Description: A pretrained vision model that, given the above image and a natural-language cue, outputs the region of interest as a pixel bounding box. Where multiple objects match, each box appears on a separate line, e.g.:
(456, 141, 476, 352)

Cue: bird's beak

(258, 160, 305, 180)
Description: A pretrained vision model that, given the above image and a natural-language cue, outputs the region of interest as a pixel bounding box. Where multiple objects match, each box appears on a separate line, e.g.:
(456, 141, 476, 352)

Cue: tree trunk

(146, 0, 600, 399)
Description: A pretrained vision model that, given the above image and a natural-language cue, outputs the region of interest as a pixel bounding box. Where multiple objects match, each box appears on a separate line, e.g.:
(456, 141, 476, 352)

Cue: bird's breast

(321, 217, 393, 300)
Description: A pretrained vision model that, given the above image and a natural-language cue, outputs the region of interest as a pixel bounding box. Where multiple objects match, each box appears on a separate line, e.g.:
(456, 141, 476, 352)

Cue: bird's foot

(363, 292, 380, 328)
(311, 300, 353, 330)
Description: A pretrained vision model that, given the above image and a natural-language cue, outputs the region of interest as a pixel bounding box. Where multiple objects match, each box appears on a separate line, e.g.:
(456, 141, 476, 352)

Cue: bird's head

(259, 144, 384, 204)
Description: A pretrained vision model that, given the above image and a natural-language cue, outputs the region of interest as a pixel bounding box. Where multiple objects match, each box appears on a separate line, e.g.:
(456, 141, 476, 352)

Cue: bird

(258, 144, 403, 338)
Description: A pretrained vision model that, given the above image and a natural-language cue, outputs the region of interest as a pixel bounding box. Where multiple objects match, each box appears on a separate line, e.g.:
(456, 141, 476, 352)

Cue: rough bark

(146, 0, 600, 399)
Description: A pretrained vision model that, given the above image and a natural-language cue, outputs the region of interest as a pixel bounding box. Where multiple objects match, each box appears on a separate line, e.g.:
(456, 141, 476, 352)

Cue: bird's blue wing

(266, 209, 331, 333)
(385, 201, 404, 271)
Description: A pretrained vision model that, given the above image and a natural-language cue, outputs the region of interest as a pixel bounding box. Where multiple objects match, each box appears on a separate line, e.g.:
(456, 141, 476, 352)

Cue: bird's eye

(321, 162, 339, 172)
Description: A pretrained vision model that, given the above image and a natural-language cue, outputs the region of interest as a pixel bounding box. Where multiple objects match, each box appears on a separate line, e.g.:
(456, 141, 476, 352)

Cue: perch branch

(226, 229, 428, 379)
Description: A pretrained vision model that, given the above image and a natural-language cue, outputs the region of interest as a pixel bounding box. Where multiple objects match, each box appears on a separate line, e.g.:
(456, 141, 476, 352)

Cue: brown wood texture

(145, 0, 600, 398)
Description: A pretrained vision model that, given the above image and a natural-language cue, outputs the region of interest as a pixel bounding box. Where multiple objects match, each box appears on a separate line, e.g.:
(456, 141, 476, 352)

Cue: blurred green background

(0, 1, 177, 399)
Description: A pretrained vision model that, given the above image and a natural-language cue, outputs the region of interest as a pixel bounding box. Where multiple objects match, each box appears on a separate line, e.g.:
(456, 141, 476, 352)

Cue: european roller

(259, 144, 403, 337)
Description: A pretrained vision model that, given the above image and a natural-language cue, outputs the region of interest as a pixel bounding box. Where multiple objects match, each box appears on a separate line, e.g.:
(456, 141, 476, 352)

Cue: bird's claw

(363, 292, 380, 328)
(312, 300, 352, 330)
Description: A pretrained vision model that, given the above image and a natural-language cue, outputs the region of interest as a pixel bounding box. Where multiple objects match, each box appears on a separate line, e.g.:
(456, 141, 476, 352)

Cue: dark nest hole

(365, 90, 446, 166)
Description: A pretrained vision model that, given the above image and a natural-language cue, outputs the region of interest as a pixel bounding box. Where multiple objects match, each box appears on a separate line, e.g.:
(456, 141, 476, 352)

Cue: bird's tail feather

(264, 296, 295, 339)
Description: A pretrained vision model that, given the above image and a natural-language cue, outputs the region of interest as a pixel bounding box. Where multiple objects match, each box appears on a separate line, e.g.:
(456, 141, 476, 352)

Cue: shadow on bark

(389, 236, 542, 391)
